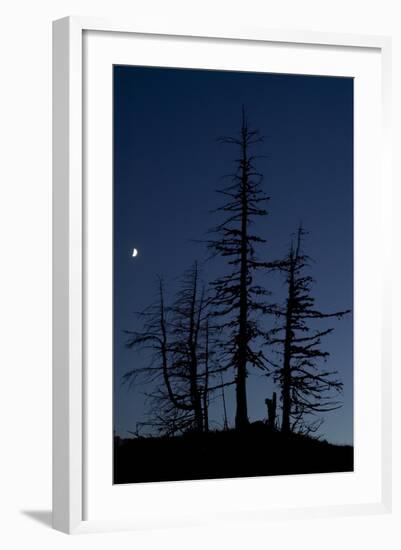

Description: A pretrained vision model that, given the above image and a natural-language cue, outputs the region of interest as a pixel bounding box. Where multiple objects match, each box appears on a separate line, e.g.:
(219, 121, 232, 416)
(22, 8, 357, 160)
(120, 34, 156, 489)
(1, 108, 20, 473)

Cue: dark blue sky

(113, 65, 353, 445)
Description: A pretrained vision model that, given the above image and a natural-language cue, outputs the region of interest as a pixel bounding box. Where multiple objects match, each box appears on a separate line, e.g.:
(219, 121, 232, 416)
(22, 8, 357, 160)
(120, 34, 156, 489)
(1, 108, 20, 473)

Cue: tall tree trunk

(188, 264, 204, 432)
(158, 279, 191, 413)
(281, 343, 291, 434)
(235, 114, 250, 430)
(281, 255, 295, 434)
(221, 373, 229, 430)
(203, 320, 209, 432)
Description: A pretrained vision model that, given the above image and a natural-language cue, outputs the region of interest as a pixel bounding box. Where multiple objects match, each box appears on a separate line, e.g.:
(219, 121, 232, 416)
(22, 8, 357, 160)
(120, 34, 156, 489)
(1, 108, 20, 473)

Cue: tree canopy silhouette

(268, 226, 351, 435)
(207, 107, 271, 430)
(123, 262, 230, 435)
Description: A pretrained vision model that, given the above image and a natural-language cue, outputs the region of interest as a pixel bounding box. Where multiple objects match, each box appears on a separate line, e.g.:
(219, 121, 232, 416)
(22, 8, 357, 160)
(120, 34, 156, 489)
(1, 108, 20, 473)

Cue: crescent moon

(132, 248, 138, 258)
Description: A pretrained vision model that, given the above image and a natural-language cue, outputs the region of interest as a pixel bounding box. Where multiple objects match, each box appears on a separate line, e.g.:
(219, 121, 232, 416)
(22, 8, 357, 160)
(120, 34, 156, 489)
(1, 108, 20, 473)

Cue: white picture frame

(52, 16, 392, 534)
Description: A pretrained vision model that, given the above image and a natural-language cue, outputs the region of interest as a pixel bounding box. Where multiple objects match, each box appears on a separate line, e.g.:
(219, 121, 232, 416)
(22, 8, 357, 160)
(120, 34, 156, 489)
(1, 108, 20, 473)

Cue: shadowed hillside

(114, 426, 353, 484)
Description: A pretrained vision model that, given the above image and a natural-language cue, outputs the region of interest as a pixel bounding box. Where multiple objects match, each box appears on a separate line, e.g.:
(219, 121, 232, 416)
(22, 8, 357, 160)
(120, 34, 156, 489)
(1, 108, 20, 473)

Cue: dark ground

(113, 425, 354, 484)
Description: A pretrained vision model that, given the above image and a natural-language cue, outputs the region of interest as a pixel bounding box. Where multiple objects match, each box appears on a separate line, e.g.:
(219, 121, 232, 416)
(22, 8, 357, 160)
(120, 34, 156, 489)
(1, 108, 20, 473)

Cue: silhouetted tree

(268, 226, 351, 435)
(168, 262, 235, 432)
(208, 107, 270, 430)
(168, 262, 208, 432)
(123, 276, 196, 435)
(124, 264, 231, 435)
(203, 318, 210, 432)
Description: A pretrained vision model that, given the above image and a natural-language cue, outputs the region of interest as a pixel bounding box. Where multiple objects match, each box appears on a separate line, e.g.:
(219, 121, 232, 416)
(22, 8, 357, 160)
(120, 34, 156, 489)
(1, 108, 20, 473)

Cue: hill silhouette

(114, 425, 353, 484)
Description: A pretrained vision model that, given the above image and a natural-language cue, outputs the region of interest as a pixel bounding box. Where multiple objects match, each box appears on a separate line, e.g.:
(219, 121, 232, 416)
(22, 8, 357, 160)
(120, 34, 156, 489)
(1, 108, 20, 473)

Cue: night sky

(113, 65, 353, 445)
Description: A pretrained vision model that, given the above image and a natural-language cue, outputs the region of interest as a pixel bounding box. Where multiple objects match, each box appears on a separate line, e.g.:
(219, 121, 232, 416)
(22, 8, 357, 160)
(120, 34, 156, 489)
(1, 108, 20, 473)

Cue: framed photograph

(52, 17, 392, 534)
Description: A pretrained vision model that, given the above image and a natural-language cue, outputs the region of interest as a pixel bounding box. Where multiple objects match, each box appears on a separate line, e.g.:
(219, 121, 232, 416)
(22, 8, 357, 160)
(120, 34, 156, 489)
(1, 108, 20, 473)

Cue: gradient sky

(113, 65, 353, 445)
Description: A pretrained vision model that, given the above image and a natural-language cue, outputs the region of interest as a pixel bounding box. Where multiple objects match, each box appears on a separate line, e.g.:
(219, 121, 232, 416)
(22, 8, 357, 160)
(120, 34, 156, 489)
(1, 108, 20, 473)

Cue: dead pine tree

(203, 318, 210, 432)
(123, 276, 197, 435)
(169, 262, 236, 433)
(208, 107, 271, 430)
(123, 264, 230, 436)
(268, 226, 351, 435)
(169, 261, 208, 433)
